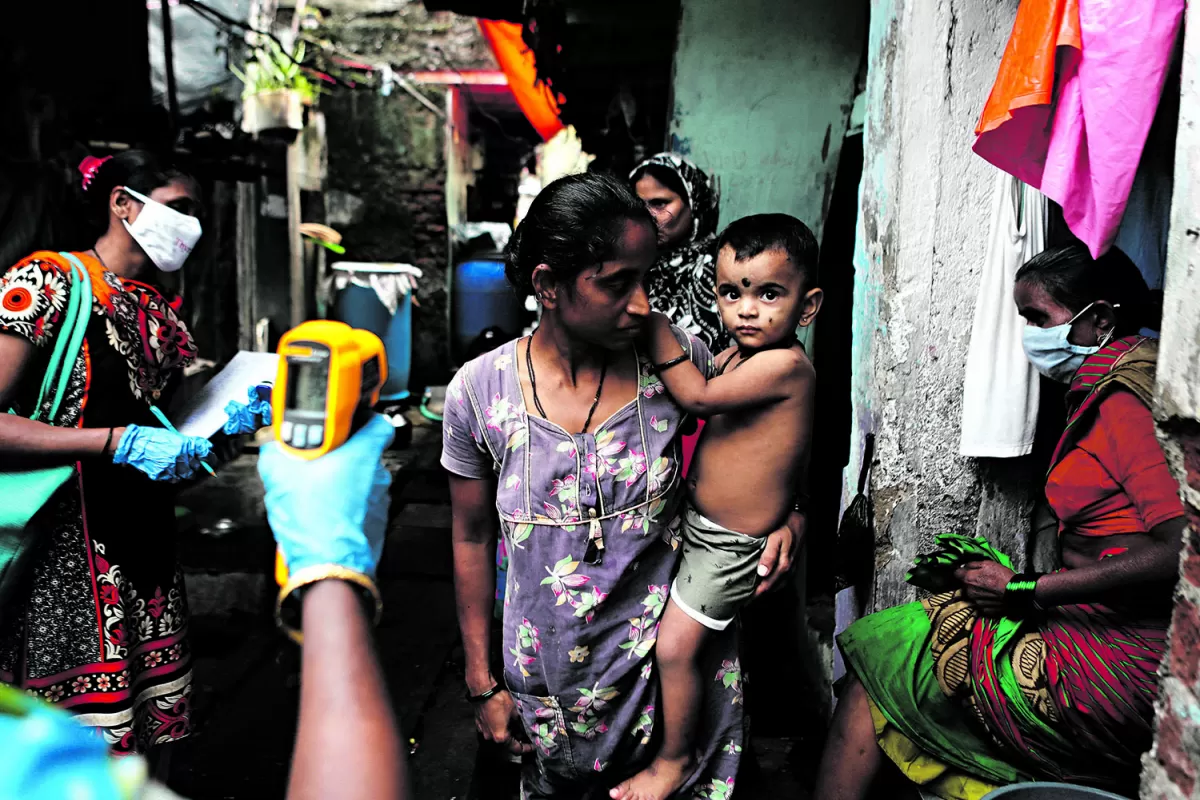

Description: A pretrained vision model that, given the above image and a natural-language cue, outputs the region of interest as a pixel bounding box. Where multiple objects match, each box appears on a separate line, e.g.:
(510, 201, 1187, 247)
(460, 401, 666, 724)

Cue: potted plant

(233, 38, 317, 134)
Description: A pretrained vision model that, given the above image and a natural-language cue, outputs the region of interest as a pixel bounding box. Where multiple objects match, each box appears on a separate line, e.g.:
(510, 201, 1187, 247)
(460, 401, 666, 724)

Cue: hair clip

(79, 155, 113, 191)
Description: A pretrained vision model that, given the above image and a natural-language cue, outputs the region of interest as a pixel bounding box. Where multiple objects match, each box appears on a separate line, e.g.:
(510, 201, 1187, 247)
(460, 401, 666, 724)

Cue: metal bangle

(654, 353, 689, 372)
(275, 564, 383, 645)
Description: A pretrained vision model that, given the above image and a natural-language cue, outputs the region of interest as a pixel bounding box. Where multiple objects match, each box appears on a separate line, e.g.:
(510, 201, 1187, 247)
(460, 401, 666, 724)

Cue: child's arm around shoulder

(647, 312, 811, 417)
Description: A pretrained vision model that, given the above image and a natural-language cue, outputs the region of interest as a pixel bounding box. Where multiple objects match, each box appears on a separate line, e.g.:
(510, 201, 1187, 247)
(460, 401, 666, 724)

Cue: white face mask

(1021, 302, 1108, 383)
(121, 186, 202, 273)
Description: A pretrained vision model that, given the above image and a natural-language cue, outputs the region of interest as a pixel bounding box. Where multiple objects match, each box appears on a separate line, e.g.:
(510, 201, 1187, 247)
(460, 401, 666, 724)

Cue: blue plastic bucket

(982, 784, 1130, 799)
(453, 259, 524, 361)
(331, 278, 413, 402)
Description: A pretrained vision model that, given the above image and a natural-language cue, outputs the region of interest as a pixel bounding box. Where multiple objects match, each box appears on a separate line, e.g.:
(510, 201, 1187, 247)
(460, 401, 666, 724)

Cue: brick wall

(1139, 1, 1200, 794)
(1144, 423, 1200, 798)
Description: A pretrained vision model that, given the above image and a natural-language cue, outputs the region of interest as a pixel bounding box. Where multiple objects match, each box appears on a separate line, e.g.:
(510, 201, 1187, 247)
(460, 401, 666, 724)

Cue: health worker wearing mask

(813, 243, 1185, 799)
(0, 151, 213, 758)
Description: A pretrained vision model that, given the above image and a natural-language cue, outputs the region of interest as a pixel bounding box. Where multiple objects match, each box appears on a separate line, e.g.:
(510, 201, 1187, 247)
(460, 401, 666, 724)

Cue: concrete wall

(1140, 2, 1200, 795)
(667, 0, 867, 237)
(850, 0, 1036, 612)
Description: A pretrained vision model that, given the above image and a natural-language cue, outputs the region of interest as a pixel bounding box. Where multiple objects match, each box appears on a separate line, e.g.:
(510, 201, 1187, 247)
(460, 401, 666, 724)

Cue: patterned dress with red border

(0, 251, 196, 754)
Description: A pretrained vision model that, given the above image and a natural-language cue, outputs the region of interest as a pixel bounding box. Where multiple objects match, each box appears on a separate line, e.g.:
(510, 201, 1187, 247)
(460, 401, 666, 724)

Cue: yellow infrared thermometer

(271, 320, 387, 585)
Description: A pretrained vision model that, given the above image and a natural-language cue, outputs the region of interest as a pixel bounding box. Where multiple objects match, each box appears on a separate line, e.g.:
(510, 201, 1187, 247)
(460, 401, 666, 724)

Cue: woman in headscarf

(630, 153, 723, 349)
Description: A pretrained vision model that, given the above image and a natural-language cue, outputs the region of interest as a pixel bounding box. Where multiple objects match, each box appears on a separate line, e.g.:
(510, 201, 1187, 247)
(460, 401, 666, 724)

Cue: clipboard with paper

(170, 351, 280, 439)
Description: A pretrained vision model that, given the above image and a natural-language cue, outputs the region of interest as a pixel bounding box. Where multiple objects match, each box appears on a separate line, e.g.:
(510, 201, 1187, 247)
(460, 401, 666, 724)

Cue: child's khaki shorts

(670, 503, 768, 630)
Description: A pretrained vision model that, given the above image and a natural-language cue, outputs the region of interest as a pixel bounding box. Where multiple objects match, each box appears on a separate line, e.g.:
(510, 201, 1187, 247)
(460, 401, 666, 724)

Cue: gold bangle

(275, 564, 384, 645)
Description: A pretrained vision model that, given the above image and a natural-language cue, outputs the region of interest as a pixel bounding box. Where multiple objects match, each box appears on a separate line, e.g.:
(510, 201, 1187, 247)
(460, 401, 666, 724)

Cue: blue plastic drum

(331, 277, 413, 402)
(453, 260, 524, 361)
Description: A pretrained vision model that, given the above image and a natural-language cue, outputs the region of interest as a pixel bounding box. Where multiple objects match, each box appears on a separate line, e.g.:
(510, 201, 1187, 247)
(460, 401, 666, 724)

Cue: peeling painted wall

(848, 0, 1036, 612)
(1140, 1, 1200, 795)
(667, 0, 867, 236)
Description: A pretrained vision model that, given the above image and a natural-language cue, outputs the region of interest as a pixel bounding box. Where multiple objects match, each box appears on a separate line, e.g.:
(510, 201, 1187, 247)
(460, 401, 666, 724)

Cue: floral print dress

(0, 251, 195, 754)
(442, 329, 745, 799)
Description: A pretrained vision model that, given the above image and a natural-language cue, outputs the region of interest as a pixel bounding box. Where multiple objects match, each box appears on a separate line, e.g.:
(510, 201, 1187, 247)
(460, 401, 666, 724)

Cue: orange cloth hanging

(479, 20, 564, 142)
(973, 0, 1183, 259)
(975, 0, 1080, 136)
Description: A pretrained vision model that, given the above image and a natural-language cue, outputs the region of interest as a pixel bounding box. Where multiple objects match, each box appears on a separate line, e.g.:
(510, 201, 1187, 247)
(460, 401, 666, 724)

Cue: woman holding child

(815, 244, 1185, 799)
(442, 172, 802, 798)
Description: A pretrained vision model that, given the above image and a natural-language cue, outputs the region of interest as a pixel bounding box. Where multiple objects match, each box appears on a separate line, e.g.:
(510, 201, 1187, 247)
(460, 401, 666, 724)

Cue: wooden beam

(236, 181, 259, 351)
(286, 140, 305, 327)
(408, 70, 508, 86)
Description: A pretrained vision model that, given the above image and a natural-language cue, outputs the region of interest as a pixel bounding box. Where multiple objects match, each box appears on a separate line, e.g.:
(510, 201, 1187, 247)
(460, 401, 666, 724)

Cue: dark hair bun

(504, 223, 531, 294)
(504, 172, 652, 295)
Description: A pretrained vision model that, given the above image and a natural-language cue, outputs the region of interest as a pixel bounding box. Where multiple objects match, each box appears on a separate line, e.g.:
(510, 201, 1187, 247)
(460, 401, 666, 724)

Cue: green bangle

(1004, 572, 1044, 615)
(467, 684, 501, 705)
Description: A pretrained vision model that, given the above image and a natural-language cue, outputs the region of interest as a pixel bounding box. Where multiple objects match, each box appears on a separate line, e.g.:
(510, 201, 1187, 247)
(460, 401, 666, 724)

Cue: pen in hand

(148, 405, 218, 478)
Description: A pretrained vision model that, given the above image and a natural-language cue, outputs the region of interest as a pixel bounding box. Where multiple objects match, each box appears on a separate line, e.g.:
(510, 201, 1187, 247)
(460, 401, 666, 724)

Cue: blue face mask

(1021, 302, 1103, 383)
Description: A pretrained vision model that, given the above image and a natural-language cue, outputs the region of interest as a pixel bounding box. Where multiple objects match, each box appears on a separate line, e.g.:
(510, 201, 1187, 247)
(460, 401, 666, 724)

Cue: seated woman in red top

(815, 244, 1185, 799)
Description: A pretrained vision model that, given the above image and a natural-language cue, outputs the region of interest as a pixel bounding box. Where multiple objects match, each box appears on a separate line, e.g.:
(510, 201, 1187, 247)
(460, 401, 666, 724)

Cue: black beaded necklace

(525, 330, 608, 435)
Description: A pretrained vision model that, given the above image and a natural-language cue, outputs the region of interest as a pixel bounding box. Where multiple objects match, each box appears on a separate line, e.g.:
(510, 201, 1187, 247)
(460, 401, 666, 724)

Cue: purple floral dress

(442, 329, 745, 799)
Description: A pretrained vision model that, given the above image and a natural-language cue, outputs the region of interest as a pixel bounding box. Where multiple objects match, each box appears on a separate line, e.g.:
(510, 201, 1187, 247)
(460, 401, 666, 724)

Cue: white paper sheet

(173, 351, 280, 438)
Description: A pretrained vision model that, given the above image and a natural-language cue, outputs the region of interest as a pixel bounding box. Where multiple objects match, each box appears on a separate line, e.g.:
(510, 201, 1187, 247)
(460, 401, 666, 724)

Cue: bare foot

(610, 755, 694, 800)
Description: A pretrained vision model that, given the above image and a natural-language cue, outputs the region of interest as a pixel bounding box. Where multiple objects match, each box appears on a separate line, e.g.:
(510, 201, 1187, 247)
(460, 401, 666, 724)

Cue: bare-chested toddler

(612, 213, 823, 800)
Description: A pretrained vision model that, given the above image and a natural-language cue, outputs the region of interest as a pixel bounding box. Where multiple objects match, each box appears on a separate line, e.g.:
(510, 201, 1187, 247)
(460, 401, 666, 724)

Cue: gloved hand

(112, 424, 213, 482)
(258, 413, 394, 580)
(0, 684, 148, 799)
(223, 385, 273, 436)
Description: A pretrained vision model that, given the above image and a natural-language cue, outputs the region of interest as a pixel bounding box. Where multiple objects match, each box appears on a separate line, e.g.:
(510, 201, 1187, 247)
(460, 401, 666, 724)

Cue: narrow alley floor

(166, 412, 812, 799)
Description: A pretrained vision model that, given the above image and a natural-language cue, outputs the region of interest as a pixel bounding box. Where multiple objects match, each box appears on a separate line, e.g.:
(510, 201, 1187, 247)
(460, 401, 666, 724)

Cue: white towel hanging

(959, 171, 1046, 458)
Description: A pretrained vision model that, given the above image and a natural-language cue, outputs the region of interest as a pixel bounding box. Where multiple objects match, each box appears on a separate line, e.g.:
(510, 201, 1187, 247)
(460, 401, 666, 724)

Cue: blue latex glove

(258, 413, 394, 579)
(223, 385, 273, 436)
(0, 685, 148, 799)
(112, 424, 213, 482)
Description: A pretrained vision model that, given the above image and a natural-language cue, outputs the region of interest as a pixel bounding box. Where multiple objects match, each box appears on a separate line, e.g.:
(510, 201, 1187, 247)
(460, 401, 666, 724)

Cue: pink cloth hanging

(973, 0, 1184, 259)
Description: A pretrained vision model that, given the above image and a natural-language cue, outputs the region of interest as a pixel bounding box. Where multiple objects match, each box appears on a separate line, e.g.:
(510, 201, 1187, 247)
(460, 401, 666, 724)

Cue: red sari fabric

(970, 337, 1182, 786)
(1045, 390, 1184, 539)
